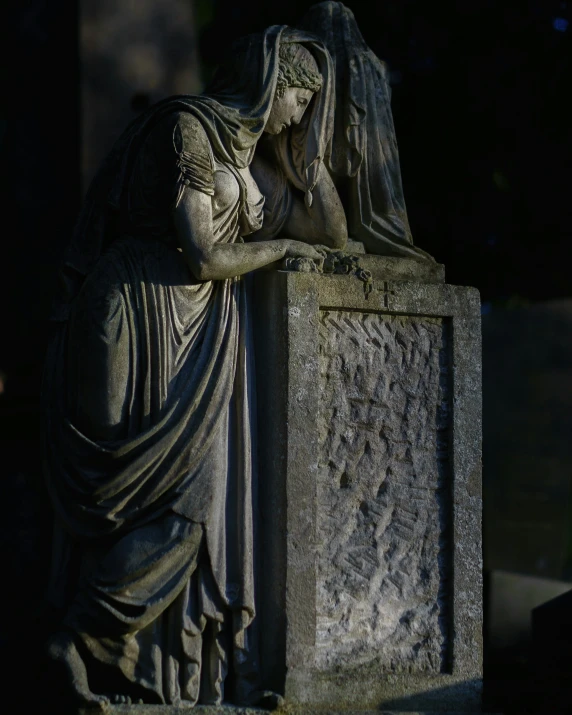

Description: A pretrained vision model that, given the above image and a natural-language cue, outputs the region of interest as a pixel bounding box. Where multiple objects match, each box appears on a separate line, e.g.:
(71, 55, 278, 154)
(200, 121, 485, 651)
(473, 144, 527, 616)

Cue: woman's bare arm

(173, 187, 323, 281)
(284, 165, 348, 249)
(250, 154, 348, 249)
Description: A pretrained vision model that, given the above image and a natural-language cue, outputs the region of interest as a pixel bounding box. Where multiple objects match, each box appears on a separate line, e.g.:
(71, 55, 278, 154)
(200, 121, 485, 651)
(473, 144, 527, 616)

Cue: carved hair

(275, 42, 323, 99)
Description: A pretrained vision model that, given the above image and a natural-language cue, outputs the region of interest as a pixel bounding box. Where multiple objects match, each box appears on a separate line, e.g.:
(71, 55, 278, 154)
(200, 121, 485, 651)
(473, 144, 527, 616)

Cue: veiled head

(264, 42, 323, 135)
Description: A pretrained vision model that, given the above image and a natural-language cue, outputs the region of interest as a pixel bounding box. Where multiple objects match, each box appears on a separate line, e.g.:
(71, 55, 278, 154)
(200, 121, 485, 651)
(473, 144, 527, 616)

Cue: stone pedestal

(80, 709, 493, 714)
(253, 258, 483, 712)
(81, 709, 493, 715)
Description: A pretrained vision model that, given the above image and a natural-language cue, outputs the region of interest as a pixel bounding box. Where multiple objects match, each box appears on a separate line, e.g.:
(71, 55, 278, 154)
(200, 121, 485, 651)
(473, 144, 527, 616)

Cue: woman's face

(264, 87, 315, 135)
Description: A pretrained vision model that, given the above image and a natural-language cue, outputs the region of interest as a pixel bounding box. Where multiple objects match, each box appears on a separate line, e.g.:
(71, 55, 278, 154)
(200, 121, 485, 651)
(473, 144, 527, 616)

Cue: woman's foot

(46, 631, 110, 711)
(111, 695, 132, 705)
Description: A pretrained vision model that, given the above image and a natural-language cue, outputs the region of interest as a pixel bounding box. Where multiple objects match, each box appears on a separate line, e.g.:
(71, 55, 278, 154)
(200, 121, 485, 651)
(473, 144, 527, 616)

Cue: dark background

(2, 1, 571, 712)
(4, 0, 571, 400)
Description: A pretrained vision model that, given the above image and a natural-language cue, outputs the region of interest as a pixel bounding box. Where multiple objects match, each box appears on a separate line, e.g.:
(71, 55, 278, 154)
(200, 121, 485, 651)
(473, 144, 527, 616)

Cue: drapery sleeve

(127, 112, 216, 234)
(172, 113, 216, 205)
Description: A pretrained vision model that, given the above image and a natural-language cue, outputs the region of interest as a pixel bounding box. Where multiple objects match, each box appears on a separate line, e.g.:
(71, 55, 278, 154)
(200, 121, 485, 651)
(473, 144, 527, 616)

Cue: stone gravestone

(46, 3, 483, 711)
(254, 258, 483, 712)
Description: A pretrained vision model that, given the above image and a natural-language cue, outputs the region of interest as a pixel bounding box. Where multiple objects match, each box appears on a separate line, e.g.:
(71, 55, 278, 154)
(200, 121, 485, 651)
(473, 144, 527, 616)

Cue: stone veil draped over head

(42, 25, 334, 707)
(50, 25, 334, 323)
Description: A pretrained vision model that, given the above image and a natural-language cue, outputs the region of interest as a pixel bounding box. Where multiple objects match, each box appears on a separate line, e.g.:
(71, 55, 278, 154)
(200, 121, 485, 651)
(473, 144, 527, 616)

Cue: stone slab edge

(80, 708, 499, 714)
(277, 256, 445, 285)
(356, 255, 445, 284)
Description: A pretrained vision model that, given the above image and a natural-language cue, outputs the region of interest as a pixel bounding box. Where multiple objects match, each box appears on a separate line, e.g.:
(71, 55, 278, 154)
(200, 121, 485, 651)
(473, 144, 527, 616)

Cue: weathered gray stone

(46, 3, 479, 709)
(79, 707, 265, 715)
(254, 264, 482, 712)
(298, 2, 434, 262)
(80, 709, 495, 715)
(45, 26, 347, 708)
(348, 254, 445, 284)
(316, 312, 450, 673)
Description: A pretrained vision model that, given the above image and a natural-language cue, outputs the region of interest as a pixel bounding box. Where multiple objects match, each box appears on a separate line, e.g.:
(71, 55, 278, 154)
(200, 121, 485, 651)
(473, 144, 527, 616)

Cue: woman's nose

(292, 109, 304, 125)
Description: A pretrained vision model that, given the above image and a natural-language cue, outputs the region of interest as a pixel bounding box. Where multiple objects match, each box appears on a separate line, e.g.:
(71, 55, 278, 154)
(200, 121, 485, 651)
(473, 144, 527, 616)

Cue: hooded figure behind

(43, 25, 334, 708)
(286, 1, 434, 261)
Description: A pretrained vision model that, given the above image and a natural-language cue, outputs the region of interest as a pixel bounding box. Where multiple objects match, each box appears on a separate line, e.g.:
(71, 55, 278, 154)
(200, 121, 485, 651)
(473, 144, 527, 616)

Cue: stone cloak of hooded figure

(274, 1, 435, 261)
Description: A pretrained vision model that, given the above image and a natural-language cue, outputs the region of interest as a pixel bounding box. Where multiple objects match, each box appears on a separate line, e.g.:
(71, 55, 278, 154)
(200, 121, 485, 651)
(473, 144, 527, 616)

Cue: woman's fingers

(304, 246, 324, 262)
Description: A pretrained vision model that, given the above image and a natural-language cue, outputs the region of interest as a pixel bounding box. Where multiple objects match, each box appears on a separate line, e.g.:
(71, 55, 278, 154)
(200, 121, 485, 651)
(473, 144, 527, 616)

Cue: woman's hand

(313, 244, 337, 256)
(281, 239, 325, 268)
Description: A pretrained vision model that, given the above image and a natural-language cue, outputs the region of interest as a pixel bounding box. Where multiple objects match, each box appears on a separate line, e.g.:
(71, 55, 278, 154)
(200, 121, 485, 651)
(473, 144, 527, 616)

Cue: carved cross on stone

(375, 280, 396, 308)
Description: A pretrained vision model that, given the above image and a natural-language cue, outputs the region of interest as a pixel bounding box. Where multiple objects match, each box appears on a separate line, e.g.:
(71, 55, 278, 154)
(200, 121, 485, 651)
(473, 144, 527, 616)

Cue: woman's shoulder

(144, 111, 213, 161)
(162, 111, 213, 159)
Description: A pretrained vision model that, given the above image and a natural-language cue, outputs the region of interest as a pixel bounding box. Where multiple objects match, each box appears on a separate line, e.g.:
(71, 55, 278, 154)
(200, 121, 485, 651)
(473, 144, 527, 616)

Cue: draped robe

(42, 26, 334, 705)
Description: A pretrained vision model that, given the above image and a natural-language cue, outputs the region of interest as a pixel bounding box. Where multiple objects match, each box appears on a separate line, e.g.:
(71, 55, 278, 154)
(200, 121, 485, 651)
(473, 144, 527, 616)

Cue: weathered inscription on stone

(316, 310, 451, 673)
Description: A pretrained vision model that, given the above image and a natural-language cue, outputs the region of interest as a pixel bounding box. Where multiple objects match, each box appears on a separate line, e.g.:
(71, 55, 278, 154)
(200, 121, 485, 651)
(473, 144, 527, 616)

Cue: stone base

(253, 268, 482, 712)
(278, 254, 446, 284)
(79, 707, 265, 714)
(80, 709, 498, 715)
(354, 254, 445, 283)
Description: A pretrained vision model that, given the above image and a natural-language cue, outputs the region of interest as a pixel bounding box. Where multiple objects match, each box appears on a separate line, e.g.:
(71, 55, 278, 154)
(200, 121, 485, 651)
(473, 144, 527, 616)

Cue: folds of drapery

(290, 1, 436, 261)
(63, 515, 257, 705)
(44, 238, 255, 621)
(43, 236, 258, 702)
(45, 240, 237, 539)
(50, 26, 335, 323)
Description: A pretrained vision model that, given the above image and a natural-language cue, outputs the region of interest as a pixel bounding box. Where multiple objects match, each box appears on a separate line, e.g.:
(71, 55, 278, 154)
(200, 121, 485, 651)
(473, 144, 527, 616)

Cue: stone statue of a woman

(43, 25, 346, 710)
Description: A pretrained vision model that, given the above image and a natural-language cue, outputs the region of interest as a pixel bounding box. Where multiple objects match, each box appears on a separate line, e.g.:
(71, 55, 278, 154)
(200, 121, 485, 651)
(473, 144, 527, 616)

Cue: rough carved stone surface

(80, 708, 489, 715)
(316, 310, 451, 672)
(81, 709, 489, 715)
(79, 707, 266, 714)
